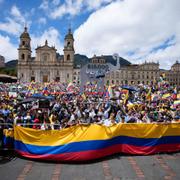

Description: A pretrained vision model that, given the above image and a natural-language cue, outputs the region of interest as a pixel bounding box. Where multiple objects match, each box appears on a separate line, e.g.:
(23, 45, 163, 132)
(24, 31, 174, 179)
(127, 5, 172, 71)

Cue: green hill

(5, 59, 18, 68)
(74, 54, 90, 68)
(3, 55, 131, 73)
(0, 60, 18, 76)
(101, 55, 131, 66)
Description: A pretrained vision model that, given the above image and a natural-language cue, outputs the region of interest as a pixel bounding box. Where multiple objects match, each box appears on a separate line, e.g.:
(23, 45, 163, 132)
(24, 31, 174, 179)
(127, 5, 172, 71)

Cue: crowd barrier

(2, 123, 180, 161)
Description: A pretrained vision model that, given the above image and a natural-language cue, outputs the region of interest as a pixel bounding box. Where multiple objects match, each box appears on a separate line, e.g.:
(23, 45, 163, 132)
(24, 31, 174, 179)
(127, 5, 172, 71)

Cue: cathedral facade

(18, 27, 75, 83)
(17, 27, 180, 88)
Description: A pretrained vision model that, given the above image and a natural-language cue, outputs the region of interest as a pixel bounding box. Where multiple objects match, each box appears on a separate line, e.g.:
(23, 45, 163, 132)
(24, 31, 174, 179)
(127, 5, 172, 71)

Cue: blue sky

(0, 0, 180, 69)
(0, 0, 96, 42)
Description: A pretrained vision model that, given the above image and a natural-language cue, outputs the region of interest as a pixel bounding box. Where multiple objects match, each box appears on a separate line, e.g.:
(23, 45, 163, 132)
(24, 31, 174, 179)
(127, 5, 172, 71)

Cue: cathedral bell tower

(63, 28, 75, 63)
(18, 26, 31, 62)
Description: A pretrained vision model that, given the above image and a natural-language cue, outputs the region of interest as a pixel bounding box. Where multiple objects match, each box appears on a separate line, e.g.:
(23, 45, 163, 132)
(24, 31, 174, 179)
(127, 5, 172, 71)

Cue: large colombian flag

(10, 124, 180, 161)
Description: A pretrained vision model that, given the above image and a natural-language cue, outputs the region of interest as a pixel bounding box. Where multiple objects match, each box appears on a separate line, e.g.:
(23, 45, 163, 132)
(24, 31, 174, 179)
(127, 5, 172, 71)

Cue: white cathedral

(18, 27, 180, 88)
(18, 27, 75, 82)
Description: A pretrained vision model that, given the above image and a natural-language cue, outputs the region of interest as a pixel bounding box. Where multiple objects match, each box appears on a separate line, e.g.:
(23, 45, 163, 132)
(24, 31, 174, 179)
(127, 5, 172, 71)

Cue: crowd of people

(0, 76, 180, 130)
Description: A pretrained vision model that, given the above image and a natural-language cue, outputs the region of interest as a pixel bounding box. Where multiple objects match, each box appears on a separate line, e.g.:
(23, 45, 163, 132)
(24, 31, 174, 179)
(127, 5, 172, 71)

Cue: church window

(67, 41, 70, 46)
(22, 41, 25, 46)
(32, 71, 34, 75)
(67, 54, 70, 61)
(116, 72, 119, 78)
(111, 72, 114, 78)
(21, 73, 24, 78)
(21, 54, 25, 60)
(67, 73, 69, 78)
(41, 53, 49, 62)
(44, 55, 47, 61)
(57, 70, 59, 75)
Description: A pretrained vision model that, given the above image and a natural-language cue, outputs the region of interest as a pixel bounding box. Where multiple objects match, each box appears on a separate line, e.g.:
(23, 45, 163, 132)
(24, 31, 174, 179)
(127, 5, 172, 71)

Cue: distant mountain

(5, 60, 18, 68)
(74, 54, 131, 67)
(74, 54, 90, 68)
(101, 55, 131, 66)
(5, 55, 131, 68)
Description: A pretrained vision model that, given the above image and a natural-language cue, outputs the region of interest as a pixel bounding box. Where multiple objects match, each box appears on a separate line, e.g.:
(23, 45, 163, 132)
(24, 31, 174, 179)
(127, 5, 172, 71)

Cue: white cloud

(0, 27, 64, 62)
(52, 0, 60, 6)
(11, 5, 21, 18)
(43, 0, 114, 19)
(50, 0, 84, 19)
(11, 5, 26, 24)
(0, 5, 27, 36)
(85, 0, 113, 10)
(38, 17, 47, 25)
(0, 34, 17, 61)
(39, 0, 49, 10)
(31, 27, 63, 55)
(74, 0, 180, 69)
(0, 17, 22, 35)
(145, 42, 180, 70)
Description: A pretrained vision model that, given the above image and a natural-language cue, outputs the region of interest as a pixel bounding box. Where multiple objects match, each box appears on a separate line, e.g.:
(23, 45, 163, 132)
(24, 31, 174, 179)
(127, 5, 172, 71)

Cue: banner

(6, 124, 180, 161)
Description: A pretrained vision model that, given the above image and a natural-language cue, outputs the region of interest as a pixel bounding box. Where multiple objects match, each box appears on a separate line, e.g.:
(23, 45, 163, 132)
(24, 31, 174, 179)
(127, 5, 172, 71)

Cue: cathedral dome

(65, 28, 74, 40)
(20, 27, 30, 39)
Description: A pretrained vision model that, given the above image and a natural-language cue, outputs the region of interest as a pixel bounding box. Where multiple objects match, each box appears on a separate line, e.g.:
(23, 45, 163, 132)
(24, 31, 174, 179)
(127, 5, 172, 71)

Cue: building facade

(0, 55, 5, 68)
(105, 61, 160, 85)
(72, 56, 161, 86)
(165, 61, 180, 88)
(18, 27, 74, 82)
(17, 27, 180, 88)
(73, 57, 179, 89)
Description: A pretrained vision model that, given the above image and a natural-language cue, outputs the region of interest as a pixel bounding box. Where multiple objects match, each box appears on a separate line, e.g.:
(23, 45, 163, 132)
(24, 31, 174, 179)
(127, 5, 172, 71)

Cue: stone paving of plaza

(0, 152, 180, 180)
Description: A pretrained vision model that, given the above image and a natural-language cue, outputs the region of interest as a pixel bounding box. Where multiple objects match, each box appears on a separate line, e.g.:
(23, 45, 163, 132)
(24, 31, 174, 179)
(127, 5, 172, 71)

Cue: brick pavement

(0, 153, 180, 180)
